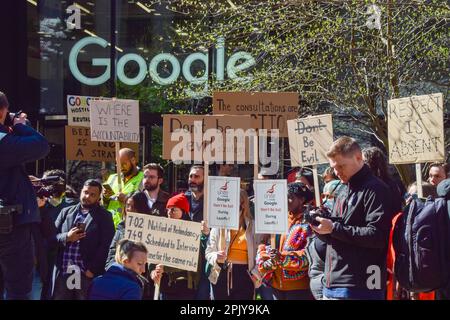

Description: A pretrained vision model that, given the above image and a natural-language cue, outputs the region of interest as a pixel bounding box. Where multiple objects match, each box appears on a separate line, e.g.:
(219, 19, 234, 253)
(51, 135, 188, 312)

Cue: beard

(81, 200, 98, 209)
(189, 182, 204, 192)
(144, 182, 159, 192)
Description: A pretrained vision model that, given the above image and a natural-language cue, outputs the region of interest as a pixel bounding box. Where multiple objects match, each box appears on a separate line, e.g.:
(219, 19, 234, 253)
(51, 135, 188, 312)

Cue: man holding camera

(0, 91, 50, 299)
(311, 137, 393, 300)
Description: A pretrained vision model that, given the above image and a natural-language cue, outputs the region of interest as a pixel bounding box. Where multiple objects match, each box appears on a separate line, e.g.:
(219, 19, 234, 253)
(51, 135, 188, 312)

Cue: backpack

(393, 196, 450, 292)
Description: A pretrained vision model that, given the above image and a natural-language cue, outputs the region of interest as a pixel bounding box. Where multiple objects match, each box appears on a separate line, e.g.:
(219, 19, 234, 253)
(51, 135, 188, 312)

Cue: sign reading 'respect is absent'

(287, 114, 334, 167)
(90, 99, 140, 143)
(253, 179, 288, 235)
(207, 176, 241, 230)
(388, 93, 444, 164)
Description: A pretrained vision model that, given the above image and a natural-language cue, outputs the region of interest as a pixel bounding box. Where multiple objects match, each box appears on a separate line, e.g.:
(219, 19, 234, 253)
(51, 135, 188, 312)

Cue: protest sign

(212, 91, 298, 137)
(65, 126, 139, 162)
(388, 93, 444, 164)
(125, 212, 202, 272)
(162, 114, 256, 163)
(287, 114, 333, 167)
(90, 99, 140, 143)
(67, 95, 110, 127)
(253, 179, 288, 235)
(207, 176, 241, 230)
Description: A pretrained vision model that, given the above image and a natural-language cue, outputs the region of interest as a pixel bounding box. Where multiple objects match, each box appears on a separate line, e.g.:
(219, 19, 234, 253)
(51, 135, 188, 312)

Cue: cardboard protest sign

(125, 212, 202, 272)
(253, 179, 288, 234)
(162, 114, 256, 163)
(207, 176, 241, 230)
(65, 126, 138, 162)
(388, 93, 444, 164)
(287, 114, 333, 166)
(90, 99, 140, 143)
(212, 91, 298, 137)
(67, 95, 110, 127)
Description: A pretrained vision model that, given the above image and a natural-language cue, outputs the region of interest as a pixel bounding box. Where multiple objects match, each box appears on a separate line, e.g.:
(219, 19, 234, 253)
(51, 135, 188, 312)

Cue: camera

(303, 204, 342, 226)
(31, 176, 65, 198)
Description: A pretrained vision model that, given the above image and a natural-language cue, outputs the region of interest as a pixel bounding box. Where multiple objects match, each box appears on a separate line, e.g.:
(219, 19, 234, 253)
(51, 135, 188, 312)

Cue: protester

(321, 166, 338, 184)
(295, 167, 314, 191)
(427, 162, 448, 187)
(103, 148, 144, 228)
(0, 91, 50, 300)
(362, 146, 404, 213)
(53, 179, 115, 300)
(321, 179, 345, 212)
(435, 179, 450, 300)
(257, 182, 314, 300)
(183, 165, 212, 300)
(206, 189, 260, 300)
(89, 239, 148, 300)
(152, 193, 207, 300)
(133, 163, 169, 216)
(312, 137, 393, 300)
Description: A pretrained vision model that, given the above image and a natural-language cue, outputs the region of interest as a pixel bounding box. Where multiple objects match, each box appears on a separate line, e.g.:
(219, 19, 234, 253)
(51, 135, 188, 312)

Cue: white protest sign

(90, 99, 140, 143)
(287, 114, 333, 167)
(207, 176, 240, 230)
(388, 93, 444, 164)
(125, 212, 202, 272)
(67, 95, 111, 127)
(254, 179, 288, 234)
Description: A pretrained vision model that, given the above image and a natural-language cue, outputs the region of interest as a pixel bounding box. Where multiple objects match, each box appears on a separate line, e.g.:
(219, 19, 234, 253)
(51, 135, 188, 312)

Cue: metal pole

(110, 0, 117, 98)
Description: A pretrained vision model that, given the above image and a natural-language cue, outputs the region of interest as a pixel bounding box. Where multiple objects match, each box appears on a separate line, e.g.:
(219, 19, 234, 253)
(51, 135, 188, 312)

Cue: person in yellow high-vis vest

(102, 148, 144, 228)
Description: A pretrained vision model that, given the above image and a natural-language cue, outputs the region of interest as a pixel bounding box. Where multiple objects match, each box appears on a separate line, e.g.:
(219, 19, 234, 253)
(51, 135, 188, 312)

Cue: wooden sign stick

(415, 163, 423, 199)
(312, 165, 321, 206)
(115, 142, 122, 192)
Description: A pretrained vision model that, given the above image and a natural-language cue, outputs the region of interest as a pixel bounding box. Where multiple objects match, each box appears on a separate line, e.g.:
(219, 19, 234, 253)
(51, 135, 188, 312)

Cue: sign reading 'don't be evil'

(207, 176, 241, 230)
(388, 93, 444, 164)
(254, 180, 288, 235)
(65, 126, 139, 162)
(67, 95, 111, 127)
(90, 99, 140, 143)
(125, 212, 202, 272)
(212, 91, 299, 137)
(287, 114, 334, 166)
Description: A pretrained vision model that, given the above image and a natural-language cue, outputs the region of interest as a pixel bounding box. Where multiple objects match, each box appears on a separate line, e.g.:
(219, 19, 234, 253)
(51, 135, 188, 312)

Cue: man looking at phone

(53, 179, 115, 300)
(103, 148, 144, 228)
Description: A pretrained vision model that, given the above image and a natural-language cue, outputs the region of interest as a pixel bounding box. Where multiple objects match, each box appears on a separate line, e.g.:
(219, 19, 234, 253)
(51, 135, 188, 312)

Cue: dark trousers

(52, 272, 92, 300)
(273, 288, 314, 300)
(212, 264, 254, 300)
(160, 280, 196, 300)
(0, 224, 34, 300)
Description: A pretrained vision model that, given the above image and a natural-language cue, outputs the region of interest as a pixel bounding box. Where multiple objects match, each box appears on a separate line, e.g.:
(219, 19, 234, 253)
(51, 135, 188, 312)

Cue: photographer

(0, 91, 49, 299)
(311, 137, 393, 300)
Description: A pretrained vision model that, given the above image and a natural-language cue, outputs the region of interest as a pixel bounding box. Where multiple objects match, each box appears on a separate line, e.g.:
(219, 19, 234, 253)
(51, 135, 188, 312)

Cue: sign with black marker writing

(388, 93, 444, 164)
(67, 95, 111, 127)
(254, 179, 288, 234)
(207, 176, 240, 230)
(125, 212, 202, 272)
(90, 99, 140, 143)
(287, 114, 333, 166)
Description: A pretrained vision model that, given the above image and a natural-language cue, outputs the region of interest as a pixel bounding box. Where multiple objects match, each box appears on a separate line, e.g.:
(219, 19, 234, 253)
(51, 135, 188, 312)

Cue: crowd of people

(1, 91, 449, 300)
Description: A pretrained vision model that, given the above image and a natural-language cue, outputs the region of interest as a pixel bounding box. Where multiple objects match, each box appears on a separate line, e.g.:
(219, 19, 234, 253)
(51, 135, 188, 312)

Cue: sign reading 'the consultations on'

(212, 91, 298, 137)
(388, 93, 444, 164)
(90, 99, 140, 143)
(287, 114, 334, 167)
(254, 180, 288, 235)
(207, 176, 240, 230)
(125, 212, 202, 272)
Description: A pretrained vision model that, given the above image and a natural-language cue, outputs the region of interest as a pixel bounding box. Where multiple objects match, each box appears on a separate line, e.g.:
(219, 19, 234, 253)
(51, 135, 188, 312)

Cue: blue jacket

(0, 123, 49, 225)
(89, 263, 143, 300)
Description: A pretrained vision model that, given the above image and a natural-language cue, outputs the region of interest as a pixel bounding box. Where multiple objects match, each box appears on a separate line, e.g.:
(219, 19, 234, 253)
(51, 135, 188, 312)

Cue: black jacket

(0, 123, 49, 225)
(322, 165, 394, 290)
(54, 203, 115, 276)
(132, 190, 169, 217)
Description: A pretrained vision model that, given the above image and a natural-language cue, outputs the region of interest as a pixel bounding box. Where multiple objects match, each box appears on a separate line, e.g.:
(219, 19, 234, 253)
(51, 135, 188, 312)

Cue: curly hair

(362, 146, 389, 183)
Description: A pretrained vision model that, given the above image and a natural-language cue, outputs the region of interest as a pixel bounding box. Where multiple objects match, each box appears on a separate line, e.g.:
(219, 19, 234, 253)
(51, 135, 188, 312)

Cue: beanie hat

(166, 193, 190, 214)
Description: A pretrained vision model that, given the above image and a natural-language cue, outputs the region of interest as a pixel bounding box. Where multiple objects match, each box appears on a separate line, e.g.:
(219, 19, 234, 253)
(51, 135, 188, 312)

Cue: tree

(150, 0, 449, 185)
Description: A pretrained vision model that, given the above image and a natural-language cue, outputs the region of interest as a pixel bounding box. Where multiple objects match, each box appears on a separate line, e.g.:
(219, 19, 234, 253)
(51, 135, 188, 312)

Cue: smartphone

(76, 222, 86, 232)
(102, 183, 114, 194)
